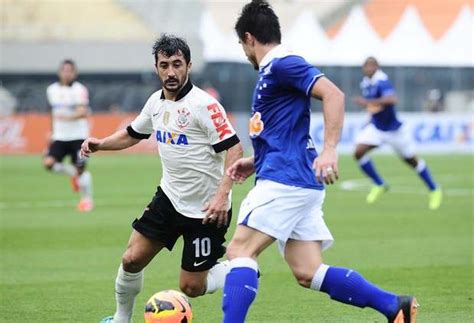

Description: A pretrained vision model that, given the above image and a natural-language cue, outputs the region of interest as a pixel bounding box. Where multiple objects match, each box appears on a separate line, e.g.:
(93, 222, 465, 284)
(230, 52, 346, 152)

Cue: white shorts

(355, 123, 415, 158)
(237, 179, 334, 254)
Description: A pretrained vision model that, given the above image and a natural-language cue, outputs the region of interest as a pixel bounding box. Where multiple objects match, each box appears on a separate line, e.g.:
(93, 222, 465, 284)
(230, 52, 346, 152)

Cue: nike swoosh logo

(152, 112, 159, 117)
(193, 260, 207, 267)
(244, 285, 257, 293)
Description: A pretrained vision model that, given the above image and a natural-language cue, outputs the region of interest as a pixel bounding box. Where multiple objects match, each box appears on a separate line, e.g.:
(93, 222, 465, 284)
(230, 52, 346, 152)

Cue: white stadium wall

(200, 4, 474, 66)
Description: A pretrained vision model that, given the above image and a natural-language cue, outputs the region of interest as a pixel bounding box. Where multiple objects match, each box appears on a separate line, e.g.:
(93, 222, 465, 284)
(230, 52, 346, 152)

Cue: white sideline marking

(339, 178, 473, 196)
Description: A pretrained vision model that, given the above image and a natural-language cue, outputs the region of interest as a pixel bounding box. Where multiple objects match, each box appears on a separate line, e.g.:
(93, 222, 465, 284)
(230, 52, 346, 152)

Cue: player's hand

(313, 148, 339, 185)
(226, 157, 255, 184)
(353, 96, 368, 107)
(202, 193, 229, 228)
(80, 137, 102, 158)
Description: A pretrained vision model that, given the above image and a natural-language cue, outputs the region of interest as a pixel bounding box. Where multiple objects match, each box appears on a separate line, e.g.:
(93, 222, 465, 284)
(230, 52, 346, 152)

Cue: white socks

(206, 260, 231, 294)
(52, 162, 76, 176)
(416, 159, 426, 173)
(310, 263, 330, 291)
(78, 171, 93, 199)
(113, 265, 144, 323)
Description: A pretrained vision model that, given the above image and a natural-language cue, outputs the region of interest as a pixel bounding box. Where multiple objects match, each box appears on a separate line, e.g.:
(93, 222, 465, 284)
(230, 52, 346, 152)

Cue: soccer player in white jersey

(80, 35, 243, 323)
(221, 1, 418, 323)
(353, 57, 442, 209)
(43, 59, 93, 212)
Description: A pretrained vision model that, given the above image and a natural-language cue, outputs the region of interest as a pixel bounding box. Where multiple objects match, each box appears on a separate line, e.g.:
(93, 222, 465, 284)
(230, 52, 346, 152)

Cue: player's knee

(121, 251, 146, 273)
(225, 240, 250, 260)
(293, 271, 313, 289)
(43, 158, 55, 171)
(179, 281, 205, 298)
(403, 157, 418, 168)
(354, 149, 364, 160)
(76, 166, 85, 175)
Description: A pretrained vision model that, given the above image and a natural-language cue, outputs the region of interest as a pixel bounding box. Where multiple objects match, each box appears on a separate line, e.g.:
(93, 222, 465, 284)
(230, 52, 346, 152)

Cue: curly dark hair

(152, 34, 191, 65)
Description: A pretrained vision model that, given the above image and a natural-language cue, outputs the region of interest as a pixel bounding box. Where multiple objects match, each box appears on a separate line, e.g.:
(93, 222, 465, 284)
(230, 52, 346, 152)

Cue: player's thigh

(355, 123, 383, 148)
(122, 229, 166, 272)
(132, 187, 181, 251)
(387, 126, 415, 158)
(235, 180, 314, 258)
(226, 224, 275, 260)
(280, 190, 333, 254)
(181, 213, 231, 273)
(68, 140, 87, 168)
(284, 239, 323, 287)
(44, 141, 67, 165)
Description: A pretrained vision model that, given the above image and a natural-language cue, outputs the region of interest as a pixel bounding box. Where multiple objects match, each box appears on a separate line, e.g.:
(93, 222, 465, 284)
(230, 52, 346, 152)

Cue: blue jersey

(250, 46, 324, 190)
(360, 70, 402, 131)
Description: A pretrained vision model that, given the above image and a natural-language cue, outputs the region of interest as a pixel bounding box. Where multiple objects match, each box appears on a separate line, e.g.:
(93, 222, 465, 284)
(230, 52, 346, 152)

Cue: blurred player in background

(81, 35, 243, 323)
(353, 57, 442, 210)
(43, 59, 93, 212)
(221, 1, 418, 323)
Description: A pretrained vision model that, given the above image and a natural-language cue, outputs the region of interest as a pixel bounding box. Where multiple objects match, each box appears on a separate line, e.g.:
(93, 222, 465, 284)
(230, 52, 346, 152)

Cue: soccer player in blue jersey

(353, 57, 442, 209)
(221, 1, 418, 323)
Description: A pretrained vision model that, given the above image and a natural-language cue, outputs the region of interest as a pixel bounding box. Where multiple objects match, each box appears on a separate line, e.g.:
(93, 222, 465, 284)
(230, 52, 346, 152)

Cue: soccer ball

(144, 290, 193, 323)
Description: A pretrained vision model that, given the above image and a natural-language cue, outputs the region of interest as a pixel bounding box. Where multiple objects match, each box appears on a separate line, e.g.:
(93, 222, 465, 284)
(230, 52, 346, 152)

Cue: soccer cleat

(70, 176, 80, 192)
(99, 316, 114, 323)
(388, 296, 419, 323)
(77, 197, 93, 212)
(428, 188, 442, 210)
(366, 185, 388, 204)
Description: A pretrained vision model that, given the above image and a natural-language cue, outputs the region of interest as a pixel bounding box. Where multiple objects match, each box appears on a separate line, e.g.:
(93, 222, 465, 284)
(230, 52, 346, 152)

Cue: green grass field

(1, 154, 472, 322)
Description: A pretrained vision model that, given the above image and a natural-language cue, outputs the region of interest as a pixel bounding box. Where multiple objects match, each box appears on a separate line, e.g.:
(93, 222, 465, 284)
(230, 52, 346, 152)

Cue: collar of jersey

(259, 44, 292, 71)
(160, 78, 193, 101)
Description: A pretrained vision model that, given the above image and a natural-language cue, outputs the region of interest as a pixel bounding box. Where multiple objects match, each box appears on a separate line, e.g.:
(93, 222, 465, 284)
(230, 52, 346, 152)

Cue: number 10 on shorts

(192, 237, 211, 258)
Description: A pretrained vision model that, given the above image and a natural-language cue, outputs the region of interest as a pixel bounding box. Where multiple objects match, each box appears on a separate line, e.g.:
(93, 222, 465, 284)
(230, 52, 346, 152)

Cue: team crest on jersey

(249, 112, 264, 138)
(176, 108, 191, 129)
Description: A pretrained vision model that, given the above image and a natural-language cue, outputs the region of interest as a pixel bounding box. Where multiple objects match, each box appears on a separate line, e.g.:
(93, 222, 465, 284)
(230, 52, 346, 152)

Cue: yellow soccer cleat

(366, 185, 388, 204)
(428, 188, 442, 210)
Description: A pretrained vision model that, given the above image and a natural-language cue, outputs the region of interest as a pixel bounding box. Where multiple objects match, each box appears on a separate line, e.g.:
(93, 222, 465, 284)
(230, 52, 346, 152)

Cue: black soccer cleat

(388, 295, 419, 323)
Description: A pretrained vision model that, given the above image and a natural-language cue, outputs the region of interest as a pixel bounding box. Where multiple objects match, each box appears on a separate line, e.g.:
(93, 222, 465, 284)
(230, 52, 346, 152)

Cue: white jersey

(47, 81, 90, 141)
(130, 81, 239, 219)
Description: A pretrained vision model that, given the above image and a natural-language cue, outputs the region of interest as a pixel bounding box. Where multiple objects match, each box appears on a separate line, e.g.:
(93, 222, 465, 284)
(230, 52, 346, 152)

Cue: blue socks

(358, 156, 385, 186)
(313, 264, 399, 318)
(222, 258, 259, 323)
(221, 260, 401, 320)
(416, 159, 437, 191)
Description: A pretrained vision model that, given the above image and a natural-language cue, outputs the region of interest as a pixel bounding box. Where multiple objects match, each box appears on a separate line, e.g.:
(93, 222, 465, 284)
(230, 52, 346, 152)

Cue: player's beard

(163, 76, 184, 93)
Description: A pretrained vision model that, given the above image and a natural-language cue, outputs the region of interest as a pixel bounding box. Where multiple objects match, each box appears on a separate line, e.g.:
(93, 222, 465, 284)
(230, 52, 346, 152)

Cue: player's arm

(55, 104, 89, 121)
(203, 142, 244, 227)
(353, 95, 397, 107)
(81, 128, 142, 157)
(310, 76, 345, 184)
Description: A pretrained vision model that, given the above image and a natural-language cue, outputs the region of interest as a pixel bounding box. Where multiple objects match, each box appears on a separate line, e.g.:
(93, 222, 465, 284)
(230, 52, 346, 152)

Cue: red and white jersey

(129, 81, 239, 219)
(47, 81, 90, 141)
